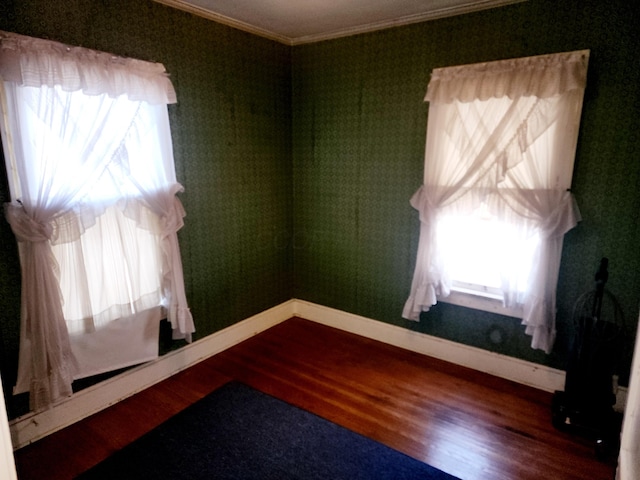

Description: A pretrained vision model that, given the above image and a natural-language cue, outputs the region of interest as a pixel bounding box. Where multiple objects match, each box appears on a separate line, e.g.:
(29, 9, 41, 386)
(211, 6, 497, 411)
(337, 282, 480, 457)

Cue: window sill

(437, 289, 523, 319)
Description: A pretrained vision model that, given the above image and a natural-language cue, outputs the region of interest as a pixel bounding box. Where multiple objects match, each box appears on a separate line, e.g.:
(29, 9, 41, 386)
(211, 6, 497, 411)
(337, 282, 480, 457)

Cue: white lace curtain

(403, 50, 589, 353)
(0, 30, 194, 410)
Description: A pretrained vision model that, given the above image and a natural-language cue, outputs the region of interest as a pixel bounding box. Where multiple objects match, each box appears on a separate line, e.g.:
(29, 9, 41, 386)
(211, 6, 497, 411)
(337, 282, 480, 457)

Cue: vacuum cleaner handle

(592, 257, 608, 321)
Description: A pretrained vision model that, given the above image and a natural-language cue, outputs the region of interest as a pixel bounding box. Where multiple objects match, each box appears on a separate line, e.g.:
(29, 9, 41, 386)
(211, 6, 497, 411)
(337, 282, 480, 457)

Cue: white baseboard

(292, 300, 628, 412)
(9, 300, 295, 450)
(293, 299, 567, 393)
(8, 298, 626, 450)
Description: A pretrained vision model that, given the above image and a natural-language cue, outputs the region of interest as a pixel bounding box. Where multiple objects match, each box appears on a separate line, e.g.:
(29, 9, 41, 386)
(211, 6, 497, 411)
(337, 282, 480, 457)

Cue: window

(403, 51, 589, 353)
(0, 31, 194, 410)
(436, 204, 538, 318)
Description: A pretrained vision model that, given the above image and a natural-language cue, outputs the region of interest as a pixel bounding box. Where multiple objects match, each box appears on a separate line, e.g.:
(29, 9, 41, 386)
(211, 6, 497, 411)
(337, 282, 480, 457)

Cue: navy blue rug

(80, 381, 459, 479)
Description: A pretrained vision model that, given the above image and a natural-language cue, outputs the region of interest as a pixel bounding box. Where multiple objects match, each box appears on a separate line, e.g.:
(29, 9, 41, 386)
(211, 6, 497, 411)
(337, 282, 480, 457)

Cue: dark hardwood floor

(13, 317, 617, 479)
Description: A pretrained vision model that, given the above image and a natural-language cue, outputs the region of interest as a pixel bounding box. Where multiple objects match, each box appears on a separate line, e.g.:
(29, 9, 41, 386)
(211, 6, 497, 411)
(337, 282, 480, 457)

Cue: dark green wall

(0, 0, 638, 418)
(0, 0, 292, 416)
(292, 0, 640, 374)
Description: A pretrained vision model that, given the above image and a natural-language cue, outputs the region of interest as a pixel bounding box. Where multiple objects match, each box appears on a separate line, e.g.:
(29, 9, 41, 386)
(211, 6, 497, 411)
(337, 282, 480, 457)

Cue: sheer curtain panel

(403, 50, 589, 353)
(0, 30, 194, 410)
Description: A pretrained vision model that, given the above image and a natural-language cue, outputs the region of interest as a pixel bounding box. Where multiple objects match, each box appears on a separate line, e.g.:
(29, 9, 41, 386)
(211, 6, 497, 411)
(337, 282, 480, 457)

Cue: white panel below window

(69, 307, 162, 380)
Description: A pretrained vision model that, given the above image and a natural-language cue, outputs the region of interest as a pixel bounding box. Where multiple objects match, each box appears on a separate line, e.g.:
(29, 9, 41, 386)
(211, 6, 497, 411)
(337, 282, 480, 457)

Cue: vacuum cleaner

(552, 257, 624, 458)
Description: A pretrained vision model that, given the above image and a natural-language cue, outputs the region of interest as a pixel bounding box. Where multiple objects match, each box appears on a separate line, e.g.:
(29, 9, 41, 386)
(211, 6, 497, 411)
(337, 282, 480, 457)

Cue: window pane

(53, 205, 163, 334)
(438, 207, 539, 299)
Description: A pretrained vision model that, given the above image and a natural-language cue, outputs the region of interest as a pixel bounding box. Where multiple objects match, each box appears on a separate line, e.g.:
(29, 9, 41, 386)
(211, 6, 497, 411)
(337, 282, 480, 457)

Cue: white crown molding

(153, 0, 528, 46)
(152, 0, 293, 45)
(289, 0, 528, 45)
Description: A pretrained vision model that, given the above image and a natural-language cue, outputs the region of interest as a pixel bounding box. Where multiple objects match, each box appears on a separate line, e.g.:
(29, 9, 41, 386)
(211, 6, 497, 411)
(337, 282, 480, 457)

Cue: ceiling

(153, 0, 526, 45)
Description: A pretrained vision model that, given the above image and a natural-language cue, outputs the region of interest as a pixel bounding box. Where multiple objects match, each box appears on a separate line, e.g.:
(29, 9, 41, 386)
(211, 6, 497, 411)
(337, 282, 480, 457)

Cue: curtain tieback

(4, 203, 53, 242)
(539, 193, 580, 237)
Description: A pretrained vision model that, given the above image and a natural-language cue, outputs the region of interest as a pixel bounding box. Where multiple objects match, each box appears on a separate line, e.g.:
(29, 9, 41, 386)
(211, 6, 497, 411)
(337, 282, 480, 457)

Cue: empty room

(0, 0, 639, 478)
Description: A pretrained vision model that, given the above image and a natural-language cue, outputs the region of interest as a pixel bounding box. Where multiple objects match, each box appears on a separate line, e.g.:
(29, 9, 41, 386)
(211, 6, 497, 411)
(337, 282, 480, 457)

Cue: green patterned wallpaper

(0, 0, 639, 419)
(292, 0, 640, 374)
(0, 0, 292, 416)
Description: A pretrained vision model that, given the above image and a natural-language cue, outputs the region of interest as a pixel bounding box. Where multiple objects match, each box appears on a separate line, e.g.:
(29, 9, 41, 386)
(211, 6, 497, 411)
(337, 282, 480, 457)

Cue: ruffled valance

(1, 35, 190, 409)
(425, 50, 589, 103)
(0, 30, 176, 104)
(405, 50, 589, 354)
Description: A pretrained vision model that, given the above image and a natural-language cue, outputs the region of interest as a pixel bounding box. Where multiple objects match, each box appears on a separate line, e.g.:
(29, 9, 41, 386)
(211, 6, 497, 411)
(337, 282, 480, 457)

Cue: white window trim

(438, 282, 524, 319)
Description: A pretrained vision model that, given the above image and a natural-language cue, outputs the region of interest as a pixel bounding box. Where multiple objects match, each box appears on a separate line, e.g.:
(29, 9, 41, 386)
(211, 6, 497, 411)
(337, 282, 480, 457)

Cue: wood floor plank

(12, 317, 617, 479)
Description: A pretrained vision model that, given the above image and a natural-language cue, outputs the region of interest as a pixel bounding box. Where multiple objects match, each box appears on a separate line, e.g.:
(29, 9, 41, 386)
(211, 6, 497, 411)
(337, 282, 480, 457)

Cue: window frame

(0, 29, 194, 409)
(403, 50, 589, 354)
(440, 284, 524, 318)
